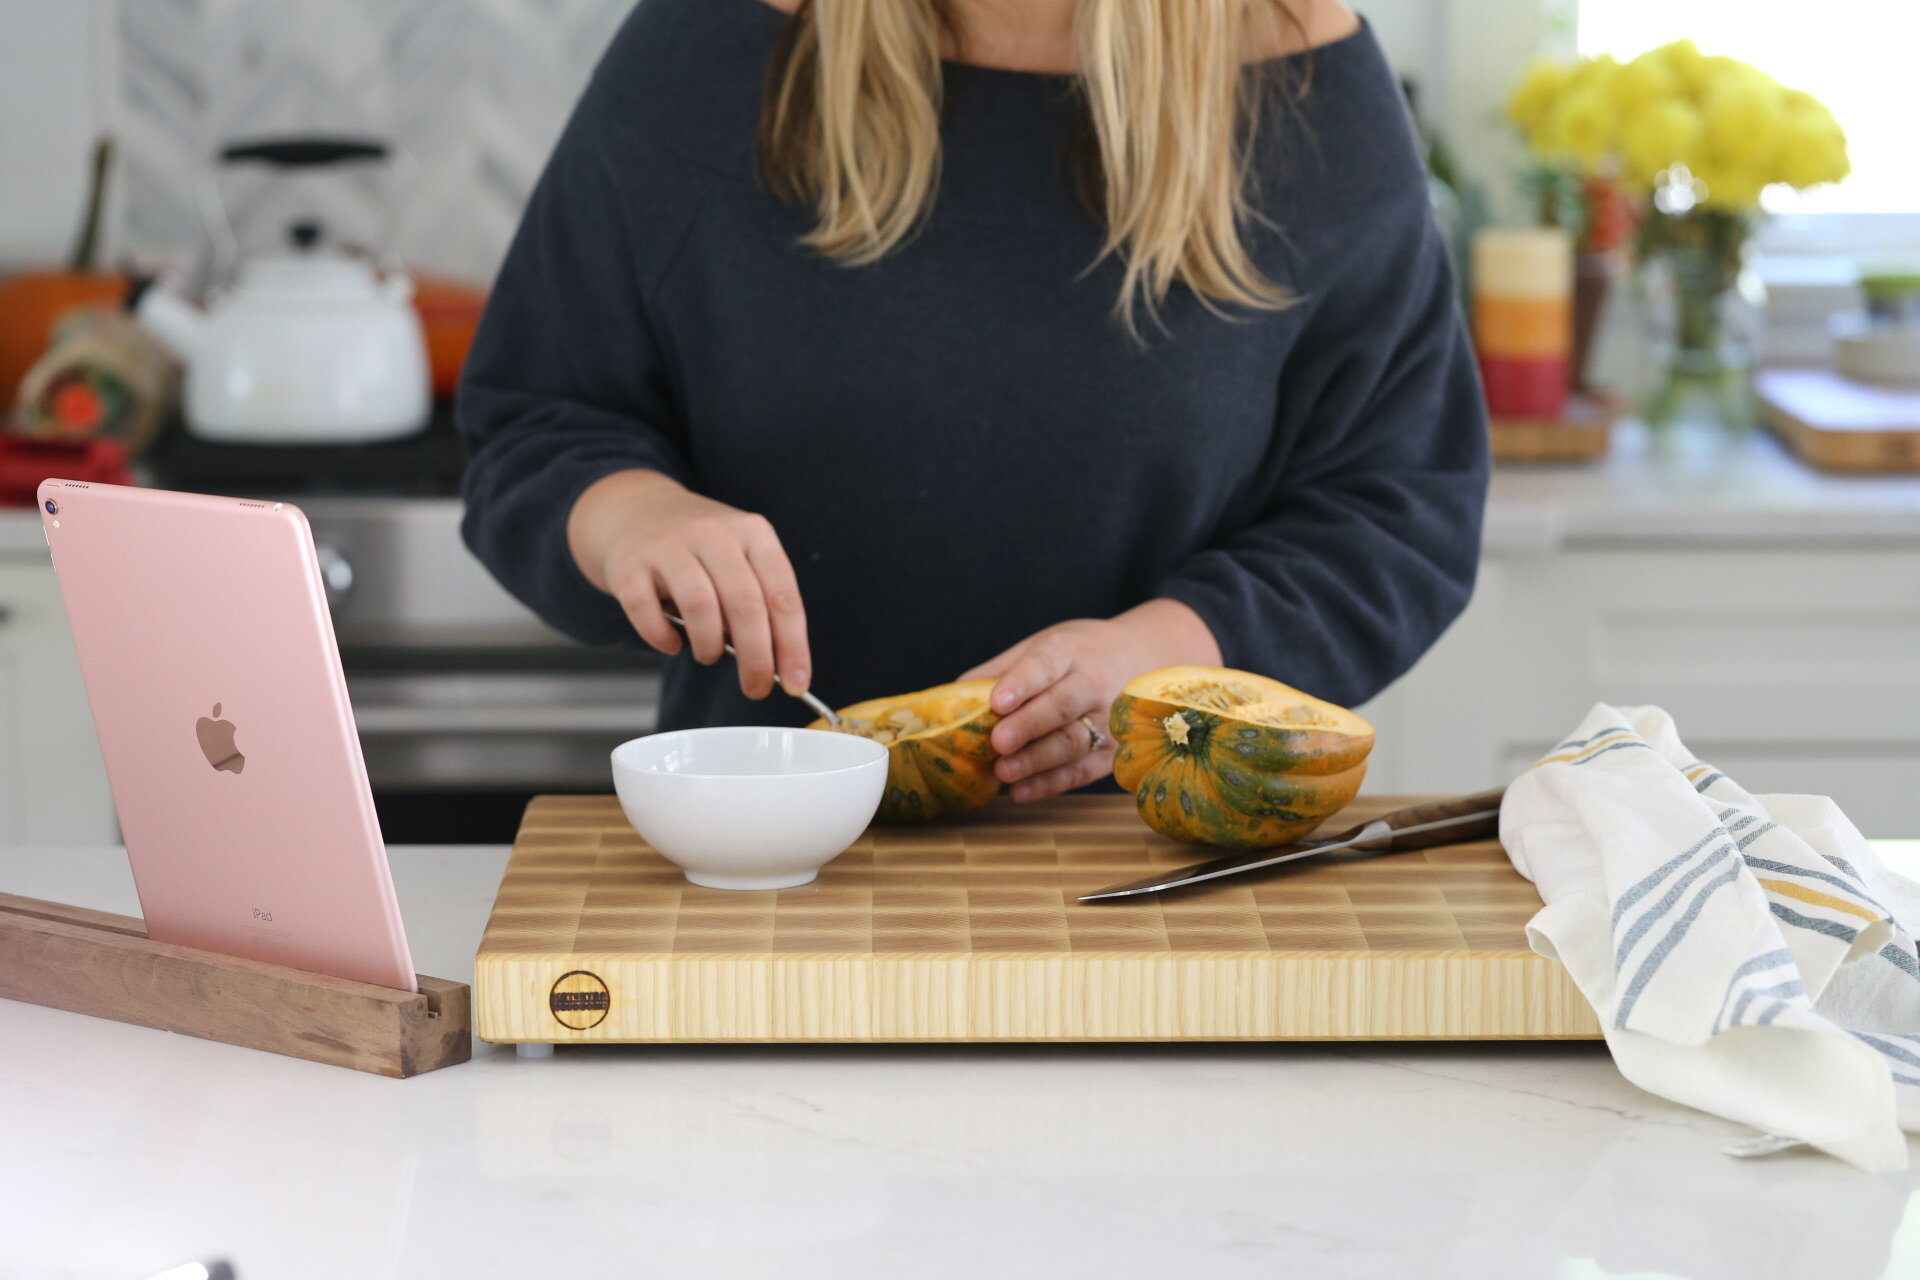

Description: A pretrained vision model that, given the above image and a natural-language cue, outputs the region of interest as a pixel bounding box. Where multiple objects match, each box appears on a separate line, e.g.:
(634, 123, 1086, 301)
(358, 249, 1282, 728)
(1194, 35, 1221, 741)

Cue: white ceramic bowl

(611, 726, 888, 890)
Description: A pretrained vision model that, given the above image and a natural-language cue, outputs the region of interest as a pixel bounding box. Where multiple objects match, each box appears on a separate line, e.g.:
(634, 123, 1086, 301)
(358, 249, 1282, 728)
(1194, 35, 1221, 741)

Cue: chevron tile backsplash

(116, 0, 635, 285)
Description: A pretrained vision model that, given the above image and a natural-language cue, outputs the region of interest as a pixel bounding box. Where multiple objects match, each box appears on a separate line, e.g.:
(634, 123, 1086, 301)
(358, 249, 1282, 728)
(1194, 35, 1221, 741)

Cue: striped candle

(1473, 228, 1573, 418)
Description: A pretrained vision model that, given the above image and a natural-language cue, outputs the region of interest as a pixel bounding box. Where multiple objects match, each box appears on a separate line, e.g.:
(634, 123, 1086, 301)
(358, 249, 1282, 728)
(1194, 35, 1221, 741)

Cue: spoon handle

(662, 612, 840, 726)
(795, 688, 841, 727)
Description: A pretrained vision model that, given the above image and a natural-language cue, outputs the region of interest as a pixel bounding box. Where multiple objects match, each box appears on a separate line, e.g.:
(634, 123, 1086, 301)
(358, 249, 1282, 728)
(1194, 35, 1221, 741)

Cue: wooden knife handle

(1372, 788, 1507, 851)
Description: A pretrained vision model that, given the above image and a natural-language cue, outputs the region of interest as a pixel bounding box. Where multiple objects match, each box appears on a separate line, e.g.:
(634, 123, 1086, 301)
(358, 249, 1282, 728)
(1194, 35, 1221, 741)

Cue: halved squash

(812, 679, 1000, 822)
(1109, 666, 1374, 849)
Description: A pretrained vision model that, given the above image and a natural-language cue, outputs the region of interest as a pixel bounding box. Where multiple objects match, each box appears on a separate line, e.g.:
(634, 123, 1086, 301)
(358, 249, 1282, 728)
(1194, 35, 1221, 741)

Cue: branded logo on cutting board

(195, 703, 247, 774)
(549, 970, 611, 1030)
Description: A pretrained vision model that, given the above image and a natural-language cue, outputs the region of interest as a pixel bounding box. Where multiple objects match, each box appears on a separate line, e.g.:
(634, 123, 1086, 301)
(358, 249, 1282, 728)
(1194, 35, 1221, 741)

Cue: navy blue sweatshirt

(458, 0, 1489, 732)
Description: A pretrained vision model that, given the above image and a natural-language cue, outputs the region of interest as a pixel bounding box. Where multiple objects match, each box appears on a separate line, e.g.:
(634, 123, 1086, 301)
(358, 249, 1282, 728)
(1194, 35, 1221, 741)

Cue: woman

(459, 0, 1487, 802)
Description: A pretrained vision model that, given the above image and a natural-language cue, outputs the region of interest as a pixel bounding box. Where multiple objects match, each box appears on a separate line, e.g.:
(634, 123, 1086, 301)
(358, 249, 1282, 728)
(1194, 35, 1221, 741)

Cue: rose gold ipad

(39, 479, 416, 991)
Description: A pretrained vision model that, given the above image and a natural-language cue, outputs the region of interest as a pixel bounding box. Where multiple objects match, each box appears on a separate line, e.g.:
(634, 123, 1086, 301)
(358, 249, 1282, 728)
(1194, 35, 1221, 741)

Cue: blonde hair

(758, 0, 1303, 329)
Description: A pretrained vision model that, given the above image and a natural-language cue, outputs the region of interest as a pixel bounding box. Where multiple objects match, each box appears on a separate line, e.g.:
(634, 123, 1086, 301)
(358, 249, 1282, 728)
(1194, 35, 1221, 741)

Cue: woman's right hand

(567, 469, 811, 701)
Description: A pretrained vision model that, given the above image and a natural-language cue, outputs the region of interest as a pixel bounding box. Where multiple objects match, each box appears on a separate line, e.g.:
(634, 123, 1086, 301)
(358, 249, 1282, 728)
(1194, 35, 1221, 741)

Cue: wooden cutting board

(474, 795, 1600, 1045)
(1756, 366, 1920, 472)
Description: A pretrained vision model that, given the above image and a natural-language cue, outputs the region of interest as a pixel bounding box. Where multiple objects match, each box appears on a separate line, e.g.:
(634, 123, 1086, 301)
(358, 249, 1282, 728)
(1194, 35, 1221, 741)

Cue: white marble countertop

(3, 844, 1918, 1280)
(1482, 422, 1920, 553)
(4, 424, 1918, 561)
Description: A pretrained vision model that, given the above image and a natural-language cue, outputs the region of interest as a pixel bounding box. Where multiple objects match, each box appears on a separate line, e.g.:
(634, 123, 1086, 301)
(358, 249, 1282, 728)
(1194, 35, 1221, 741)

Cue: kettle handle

(196, 139, 416, 287)
(220, 137, 390, 168)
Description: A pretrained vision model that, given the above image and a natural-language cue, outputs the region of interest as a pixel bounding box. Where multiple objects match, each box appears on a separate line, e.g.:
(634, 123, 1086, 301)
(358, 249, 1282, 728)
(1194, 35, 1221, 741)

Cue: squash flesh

(812, 679, 1000, 822)
(1110, 666, 1374, 849)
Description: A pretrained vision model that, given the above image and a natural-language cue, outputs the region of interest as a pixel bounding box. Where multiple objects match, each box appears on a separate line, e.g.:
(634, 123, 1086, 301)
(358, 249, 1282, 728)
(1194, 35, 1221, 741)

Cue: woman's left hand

(958, 599, 1222, 802)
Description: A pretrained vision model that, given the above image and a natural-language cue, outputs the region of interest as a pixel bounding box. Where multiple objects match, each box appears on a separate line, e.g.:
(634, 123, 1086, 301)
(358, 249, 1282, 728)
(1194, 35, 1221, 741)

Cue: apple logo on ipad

(195, 703, 247, 774)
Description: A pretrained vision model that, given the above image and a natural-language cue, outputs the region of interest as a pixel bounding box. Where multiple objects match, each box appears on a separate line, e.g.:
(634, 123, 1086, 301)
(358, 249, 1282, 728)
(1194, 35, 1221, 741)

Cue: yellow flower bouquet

(1506, 42, 1850, 427)
(1509, 41, 1849, 212)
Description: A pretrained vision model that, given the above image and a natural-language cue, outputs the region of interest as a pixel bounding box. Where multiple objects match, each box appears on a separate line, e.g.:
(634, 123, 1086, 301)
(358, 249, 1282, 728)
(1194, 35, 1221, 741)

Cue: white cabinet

(0, 554, 114, 844)
(1360, 548, 1920, 837)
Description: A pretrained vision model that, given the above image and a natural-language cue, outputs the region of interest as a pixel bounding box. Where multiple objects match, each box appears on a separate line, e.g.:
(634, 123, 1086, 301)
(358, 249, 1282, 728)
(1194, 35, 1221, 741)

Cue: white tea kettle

(136, 137, 430, 444)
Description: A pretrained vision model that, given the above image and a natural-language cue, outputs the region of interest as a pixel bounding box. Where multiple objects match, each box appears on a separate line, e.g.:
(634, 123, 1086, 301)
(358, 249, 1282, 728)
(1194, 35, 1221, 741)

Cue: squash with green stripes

(1109, 666, 1374, 849)
(813, 679, 1001, 822)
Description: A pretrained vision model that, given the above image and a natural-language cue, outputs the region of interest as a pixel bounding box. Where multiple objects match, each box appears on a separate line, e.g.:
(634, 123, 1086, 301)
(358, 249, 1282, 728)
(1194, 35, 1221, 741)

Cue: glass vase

(1637, 211, 1764, 434)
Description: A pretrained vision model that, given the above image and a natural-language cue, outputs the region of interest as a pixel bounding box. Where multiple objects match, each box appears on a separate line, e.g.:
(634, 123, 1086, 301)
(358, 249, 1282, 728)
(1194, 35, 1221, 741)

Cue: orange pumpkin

(410, 275, 487, 397)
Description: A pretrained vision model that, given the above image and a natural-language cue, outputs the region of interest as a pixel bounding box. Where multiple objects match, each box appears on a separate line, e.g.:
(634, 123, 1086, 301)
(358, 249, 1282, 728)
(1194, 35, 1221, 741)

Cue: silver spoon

(663, 611, 840, 726)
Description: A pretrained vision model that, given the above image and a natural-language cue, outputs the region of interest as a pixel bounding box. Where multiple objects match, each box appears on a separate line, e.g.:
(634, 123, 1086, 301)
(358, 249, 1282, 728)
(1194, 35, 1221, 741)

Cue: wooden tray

(475, 795, 1598, 1045)
(1756, 366, 1920, 472)
(1488, 394, 1615, 464)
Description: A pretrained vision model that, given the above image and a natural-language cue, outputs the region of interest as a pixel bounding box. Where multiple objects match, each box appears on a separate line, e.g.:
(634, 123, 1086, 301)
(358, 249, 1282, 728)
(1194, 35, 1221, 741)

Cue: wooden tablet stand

(0, 892, 470, 1078)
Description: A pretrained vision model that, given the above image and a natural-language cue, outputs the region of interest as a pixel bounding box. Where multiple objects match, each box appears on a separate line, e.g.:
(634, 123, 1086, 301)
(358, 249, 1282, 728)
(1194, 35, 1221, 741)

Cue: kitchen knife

(1077, 788, 1507, 901)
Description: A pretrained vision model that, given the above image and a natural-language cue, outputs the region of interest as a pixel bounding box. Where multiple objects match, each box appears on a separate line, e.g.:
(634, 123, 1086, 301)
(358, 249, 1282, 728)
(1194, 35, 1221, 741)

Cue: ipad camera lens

(43, 499, 58, 515)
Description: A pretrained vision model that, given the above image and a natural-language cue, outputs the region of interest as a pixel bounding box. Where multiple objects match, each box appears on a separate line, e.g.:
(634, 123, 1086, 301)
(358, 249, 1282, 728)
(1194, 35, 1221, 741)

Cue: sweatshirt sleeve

(456, 96, 699, 648)
(1154, 197, 1489, 709)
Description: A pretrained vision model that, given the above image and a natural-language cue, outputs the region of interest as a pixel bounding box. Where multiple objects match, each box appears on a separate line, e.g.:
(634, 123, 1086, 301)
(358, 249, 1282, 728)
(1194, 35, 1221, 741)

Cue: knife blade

(1077, 788, 1507, 901)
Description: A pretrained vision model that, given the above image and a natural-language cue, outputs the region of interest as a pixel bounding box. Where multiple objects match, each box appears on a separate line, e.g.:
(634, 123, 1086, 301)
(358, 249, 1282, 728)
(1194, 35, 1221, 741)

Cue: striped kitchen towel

(1501, 704, 1920, 1172)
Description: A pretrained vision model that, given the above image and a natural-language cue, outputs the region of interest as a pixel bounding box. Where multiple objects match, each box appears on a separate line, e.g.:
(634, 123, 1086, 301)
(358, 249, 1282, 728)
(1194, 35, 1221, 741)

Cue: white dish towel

(1501, 704, 1920, 1171)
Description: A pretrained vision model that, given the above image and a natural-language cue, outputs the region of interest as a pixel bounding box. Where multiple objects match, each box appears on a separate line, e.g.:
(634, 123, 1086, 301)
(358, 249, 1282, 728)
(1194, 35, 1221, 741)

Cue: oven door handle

(350, 704, 659, 734)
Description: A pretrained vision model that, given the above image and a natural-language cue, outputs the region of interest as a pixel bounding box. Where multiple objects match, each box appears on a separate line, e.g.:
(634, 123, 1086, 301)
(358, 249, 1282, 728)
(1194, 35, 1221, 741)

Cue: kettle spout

(133, 279, 206, 362)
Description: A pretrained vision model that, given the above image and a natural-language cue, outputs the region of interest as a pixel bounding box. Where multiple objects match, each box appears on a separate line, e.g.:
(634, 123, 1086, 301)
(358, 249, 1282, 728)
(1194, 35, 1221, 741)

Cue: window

(1579, 1, 1920, 217)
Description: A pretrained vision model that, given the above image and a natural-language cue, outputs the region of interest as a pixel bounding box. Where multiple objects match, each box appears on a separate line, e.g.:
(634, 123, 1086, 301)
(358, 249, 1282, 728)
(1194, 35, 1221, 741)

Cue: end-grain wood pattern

(0, 894, 470, 1078)
(475, 795, 1600, 1045)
